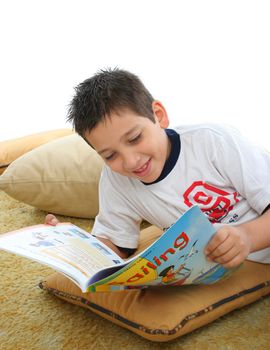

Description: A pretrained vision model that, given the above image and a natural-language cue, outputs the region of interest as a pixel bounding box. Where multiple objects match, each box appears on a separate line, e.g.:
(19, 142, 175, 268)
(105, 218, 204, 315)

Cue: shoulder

(170, 123, 251, 165)
(172, 123, 239, 138)
(100, 165, 124, 186)
(172, 123, 243, 149)
(100, 164, 140, 191)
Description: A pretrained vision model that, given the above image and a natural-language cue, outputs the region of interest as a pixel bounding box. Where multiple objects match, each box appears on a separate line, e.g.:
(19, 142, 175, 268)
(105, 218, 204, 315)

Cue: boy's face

(84, 103, 170, 183)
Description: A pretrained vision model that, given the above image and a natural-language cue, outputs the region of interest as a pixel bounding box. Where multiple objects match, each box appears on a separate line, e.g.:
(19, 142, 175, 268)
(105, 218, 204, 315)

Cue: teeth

(136, 162, 147, 173)
(139, 164, 147, 171)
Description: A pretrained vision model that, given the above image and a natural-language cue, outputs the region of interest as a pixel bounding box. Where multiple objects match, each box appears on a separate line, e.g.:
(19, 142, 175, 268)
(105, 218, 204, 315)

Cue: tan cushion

(0, 134, 104, 218)
(0, 129, 73, 174)
(39, 225, 270, 342)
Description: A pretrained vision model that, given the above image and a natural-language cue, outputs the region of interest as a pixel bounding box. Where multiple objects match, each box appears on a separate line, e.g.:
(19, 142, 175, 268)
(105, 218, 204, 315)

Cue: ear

(152, 101, 169, 128)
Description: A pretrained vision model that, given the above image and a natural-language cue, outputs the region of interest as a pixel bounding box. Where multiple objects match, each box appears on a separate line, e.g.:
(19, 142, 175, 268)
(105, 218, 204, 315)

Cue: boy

(46, 68, 270, 269)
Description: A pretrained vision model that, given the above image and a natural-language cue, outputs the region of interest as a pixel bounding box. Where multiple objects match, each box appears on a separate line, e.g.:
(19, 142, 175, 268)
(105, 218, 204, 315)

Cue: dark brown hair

(67, 68, 155, 137)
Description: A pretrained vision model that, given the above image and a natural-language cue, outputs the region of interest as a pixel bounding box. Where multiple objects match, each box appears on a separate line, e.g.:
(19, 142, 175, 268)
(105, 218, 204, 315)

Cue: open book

(0, 206, 232, 292)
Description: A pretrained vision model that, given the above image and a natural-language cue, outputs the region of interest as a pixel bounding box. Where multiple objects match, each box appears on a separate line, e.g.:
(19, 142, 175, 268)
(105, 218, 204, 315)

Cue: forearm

(96, 236, 130, 259)
(239, 210, 270, 253)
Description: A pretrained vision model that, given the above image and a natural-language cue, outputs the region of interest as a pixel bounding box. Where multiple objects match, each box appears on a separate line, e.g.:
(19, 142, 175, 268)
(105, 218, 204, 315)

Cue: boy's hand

(45, 214, 60, 226)
(204, 225, 252, 269)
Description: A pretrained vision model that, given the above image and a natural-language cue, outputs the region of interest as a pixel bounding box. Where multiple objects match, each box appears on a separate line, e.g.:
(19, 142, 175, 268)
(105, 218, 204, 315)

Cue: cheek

(144, 140, 163, 157)
(140, 139, 158, 154)
(106, 159, 123, 173)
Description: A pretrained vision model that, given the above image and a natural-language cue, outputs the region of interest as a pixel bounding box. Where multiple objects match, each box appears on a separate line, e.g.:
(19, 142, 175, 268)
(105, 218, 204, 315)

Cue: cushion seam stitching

(38, 280, 270, 335)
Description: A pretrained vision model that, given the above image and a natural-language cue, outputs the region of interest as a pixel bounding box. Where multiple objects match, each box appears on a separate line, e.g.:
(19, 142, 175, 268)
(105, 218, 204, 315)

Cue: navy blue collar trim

(142, 129, 181, 186)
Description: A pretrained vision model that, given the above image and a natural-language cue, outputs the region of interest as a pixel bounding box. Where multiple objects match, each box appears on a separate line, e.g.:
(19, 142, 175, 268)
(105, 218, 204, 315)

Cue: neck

(165, 130, 172, 160)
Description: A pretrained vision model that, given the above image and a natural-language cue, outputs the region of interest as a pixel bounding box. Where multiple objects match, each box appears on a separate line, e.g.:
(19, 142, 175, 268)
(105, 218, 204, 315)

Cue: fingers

(205, 226, 250, 269)
(45, 214, 59, 226)
(216, 252, 246, 269)
(205, 227, 229, 257)
(208, 245, 243, 268)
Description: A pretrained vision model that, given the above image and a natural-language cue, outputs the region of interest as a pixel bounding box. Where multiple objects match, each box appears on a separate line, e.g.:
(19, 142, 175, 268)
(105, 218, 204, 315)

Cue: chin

(139, 173, 159, 184)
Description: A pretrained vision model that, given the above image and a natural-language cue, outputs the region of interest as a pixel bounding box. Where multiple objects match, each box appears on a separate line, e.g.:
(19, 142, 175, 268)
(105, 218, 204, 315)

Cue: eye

(129, 133, 141, 144)
(104, 152, 116, 161)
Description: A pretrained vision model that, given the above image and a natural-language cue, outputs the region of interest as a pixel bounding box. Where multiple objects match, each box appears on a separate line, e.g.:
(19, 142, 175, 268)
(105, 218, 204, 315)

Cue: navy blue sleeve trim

(262, 204, 270, 215)
(92, 235, 136, 256)
(116, 246, 137, 256)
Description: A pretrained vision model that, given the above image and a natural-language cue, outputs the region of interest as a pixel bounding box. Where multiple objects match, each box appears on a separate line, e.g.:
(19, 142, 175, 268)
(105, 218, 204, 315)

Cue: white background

(1, 0, 269, 149)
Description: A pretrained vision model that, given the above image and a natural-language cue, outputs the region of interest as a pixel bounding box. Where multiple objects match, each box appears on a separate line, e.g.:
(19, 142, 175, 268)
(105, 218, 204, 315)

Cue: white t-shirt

(92, 123, 270, 263)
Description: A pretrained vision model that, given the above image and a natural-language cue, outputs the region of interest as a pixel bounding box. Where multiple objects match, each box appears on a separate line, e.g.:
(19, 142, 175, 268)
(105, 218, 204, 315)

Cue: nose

(122, 152, 140, 171)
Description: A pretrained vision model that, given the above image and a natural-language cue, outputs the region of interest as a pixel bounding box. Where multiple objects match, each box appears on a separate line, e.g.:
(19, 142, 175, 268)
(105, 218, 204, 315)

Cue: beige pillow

(39, 225, 270, 342)
(0, 134, 104, 218)
(0, 129, 73, 174)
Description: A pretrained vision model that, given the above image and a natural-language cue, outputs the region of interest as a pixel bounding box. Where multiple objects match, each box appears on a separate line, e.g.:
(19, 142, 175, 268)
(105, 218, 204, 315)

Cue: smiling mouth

(133, 159, 151, 177)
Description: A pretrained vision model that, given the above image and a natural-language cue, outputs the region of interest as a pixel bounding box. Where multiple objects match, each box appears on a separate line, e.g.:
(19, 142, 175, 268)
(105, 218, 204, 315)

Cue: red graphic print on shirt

(183, 181, 240, 223)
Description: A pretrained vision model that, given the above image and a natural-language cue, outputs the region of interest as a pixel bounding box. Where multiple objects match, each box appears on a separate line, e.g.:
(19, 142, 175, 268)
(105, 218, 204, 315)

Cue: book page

(0, 223, 124, 291)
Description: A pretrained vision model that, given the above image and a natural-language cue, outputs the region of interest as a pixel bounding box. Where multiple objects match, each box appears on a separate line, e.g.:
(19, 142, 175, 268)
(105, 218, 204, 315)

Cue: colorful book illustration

(0, 206, 232, 292)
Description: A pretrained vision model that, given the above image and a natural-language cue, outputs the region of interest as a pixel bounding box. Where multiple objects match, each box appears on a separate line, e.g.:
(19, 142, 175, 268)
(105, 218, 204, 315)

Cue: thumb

(45, 214, 59, 226)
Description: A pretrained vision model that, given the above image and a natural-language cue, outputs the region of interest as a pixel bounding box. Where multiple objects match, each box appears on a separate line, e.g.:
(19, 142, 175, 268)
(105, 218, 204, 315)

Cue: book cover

(88, 205, 231, 291)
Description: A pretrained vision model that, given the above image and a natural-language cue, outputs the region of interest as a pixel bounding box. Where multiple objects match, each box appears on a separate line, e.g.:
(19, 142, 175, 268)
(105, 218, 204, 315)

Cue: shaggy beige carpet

(0, 190, 270, 350)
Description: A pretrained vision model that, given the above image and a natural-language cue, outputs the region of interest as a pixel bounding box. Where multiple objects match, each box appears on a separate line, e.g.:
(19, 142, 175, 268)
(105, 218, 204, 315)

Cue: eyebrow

(98, 126, 139, 155)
